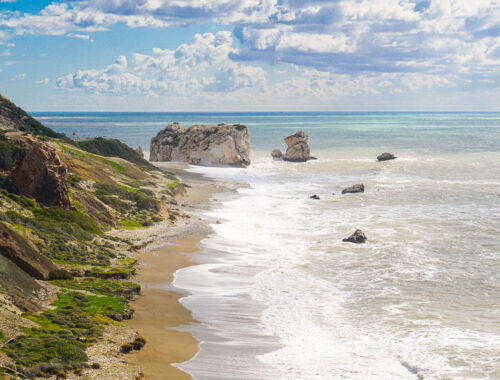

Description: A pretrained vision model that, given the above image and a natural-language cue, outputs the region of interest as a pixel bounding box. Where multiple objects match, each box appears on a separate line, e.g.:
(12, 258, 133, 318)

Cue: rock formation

(377, 152, 396, 161)
(283, 131, 311, 162)
(342, 184, 365, 194)
(150, 123, 250, 167)
(271, 149, 282, 159)
(310, 194, 320, 200)
(135, 146, 144, 159)
(8, 134, 73, 209)
(343, 229, 367, 244)
(0, 223, 56, 280)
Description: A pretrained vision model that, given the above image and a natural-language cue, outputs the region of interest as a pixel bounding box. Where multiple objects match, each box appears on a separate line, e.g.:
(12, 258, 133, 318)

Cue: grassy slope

(0, 130, 185, 378)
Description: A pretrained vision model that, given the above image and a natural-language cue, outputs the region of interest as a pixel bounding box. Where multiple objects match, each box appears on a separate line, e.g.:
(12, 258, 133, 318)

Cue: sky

(1, 0, 500, 111)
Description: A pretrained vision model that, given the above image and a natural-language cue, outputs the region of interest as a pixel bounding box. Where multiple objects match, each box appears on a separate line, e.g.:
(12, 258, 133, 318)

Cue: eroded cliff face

(150, 123, 251, 167)
(8, 134, 74, 209)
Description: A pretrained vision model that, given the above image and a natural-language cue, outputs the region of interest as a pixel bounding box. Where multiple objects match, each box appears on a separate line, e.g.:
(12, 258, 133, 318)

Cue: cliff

(0, 93, 189, 379)
(150, 123, 251, 167)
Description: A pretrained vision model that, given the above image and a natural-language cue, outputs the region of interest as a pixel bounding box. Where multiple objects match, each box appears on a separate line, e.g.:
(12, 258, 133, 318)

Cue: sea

(34, 112, 500, 380)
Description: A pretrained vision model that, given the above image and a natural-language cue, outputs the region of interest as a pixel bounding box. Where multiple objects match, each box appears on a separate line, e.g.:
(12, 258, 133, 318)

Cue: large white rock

(150, 123, 250, 167)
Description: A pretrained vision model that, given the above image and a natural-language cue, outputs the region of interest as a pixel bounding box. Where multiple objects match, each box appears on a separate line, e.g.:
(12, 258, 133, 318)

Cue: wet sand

(125, 237, 202, 380)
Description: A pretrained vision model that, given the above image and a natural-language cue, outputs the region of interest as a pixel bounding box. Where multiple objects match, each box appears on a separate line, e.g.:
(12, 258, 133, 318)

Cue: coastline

(124, 162, 243, 379)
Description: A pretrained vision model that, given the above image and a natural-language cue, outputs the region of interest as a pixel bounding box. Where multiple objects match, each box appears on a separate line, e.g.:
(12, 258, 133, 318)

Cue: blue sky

(1, 0, 500, 111)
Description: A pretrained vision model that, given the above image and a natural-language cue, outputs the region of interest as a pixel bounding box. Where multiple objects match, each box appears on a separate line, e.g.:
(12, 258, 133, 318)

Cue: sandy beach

(125, 237, 201, 380)
(124, 162, 242, 379)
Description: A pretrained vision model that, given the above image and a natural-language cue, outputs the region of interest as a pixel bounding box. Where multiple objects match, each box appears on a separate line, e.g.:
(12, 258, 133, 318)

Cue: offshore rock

(150, 123, 250, 167)
(377, 152, 397, 161)
(0, 223, 56, 280)
(342, 229, 367, 244)
(271, 149, 282, 159)
(342, 184, 365, 194)
(283, 131, 311, 162)
(8, 135, 73, 209)
(135, 146, 144, 159)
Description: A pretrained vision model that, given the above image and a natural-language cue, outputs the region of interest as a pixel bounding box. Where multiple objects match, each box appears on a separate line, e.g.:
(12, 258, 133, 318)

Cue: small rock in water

(377, 152, 396, 161)
(310, 194, 320, 200)
(342, 184, 364, 194)
(342, 229, 367, 244)
(271, 149, 282, 159)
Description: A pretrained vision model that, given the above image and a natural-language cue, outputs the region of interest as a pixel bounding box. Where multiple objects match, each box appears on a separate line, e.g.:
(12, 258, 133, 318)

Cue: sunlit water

(37, 112, 500, 379)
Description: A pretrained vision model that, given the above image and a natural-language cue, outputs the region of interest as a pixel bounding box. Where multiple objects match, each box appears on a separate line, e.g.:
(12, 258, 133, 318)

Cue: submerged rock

(342, 229, 367, 244)
(310, 194, 320, 200)
(8, 134, 73, 209)
(271, 149, 282, 159)
(377, 152, 396, 161)
(283, 131, 312, 162)
(342, 184, 365, 194)
(150, 123, 250, 167)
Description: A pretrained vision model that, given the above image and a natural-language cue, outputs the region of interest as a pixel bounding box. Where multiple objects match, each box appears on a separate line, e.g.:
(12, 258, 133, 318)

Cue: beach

(124, 162, 245, 379)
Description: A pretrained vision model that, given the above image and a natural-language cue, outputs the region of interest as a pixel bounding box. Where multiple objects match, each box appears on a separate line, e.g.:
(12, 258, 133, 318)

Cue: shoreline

(124, 162, 243, 379)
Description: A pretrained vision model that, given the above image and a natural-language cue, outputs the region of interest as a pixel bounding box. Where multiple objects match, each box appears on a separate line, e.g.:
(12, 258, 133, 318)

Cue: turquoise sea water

(34, 112, 500, 379)
(33, 112, 500, 155)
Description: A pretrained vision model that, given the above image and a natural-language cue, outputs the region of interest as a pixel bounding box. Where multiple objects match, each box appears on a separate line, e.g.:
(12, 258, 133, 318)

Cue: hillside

(0, 94, 188, 378)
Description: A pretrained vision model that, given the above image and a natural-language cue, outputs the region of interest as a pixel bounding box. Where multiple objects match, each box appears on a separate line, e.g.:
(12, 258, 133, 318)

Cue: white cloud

(35, 78, 49, 84)
(1, 50, 10, 56)
(11, 72, 26, 80)
(57, 32, 264, 95)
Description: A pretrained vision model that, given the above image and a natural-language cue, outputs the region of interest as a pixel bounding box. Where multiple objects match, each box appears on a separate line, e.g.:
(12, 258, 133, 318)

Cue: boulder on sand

(342, 184, 365, 194)
(377, 152, 396, 161)
(283, 131, 311, 162)
(150, 123, 250, 167)
(342, 229, 367, 244)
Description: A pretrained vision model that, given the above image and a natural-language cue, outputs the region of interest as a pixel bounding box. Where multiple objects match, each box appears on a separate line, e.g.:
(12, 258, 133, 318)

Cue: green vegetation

(50, 278, 140, 299)
(2, 290, 129, 378)
(0, 131, 24, 171)
(234, 124, 246, 131)
(77, 137, 155, 170)
(0, 95, 64, 138)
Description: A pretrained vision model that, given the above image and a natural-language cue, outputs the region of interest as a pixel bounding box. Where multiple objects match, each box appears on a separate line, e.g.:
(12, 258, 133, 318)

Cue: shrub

(120, 343, 133, 354)
(49, 269, 74, 281)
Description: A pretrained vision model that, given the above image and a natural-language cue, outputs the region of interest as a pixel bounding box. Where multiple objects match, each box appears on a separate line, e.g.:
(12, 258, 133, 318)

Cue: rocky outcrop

(0, 255, 46, 312)
(135, 146, 144, 159)
(271, 149, 282, 159)
(377, 152, 396, 161)
(342, 184, 365, 194)
(150, 123, 250, 167)
(0, 223, 56, 280)
(8, 134, 73, 209)
(283, 131, 311, 162)
(310, 194, 320, 200)
(342, 229, 367, 244)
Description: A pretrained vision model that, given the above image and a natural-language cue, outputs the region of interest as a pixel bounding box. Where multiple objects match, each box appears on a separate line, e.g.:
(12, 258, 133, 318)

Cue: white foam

(175, 151, 500, 379)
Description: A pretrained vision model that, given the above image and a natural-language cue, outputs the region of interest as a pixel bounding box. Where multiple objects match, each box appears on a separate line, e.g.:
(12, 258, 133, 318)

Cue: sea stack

(150, 123, 250, 167)
(283, 131, 312, 162)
